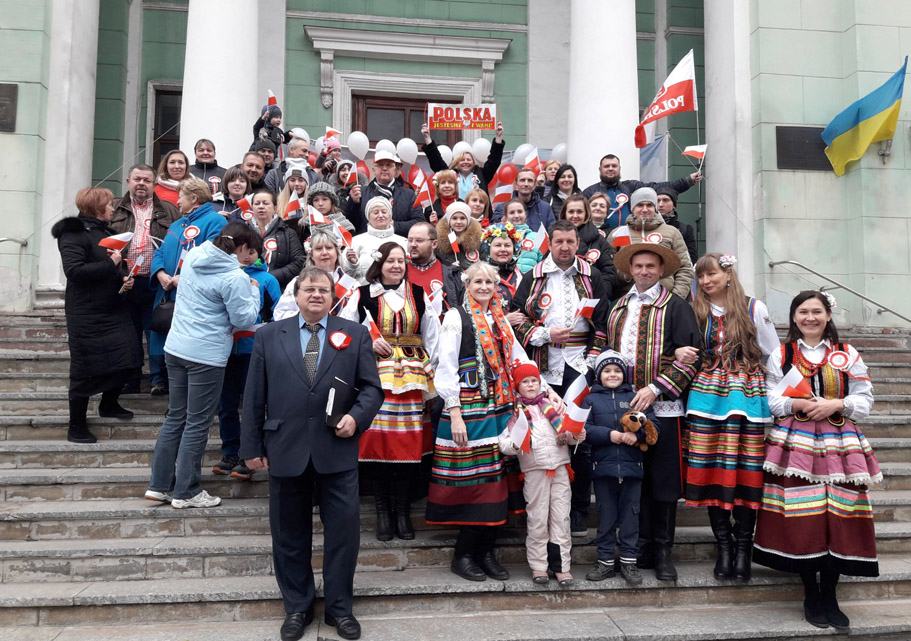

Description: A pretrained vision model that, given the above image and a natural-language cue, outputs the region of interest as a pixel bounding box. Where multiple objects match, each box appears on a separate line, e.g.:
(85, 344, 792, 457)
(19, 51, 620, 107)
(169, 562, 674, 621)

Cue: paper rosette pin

(242, 211, 254, 221)
(264, 238, 278, 252)
(430, 279, 444, 292)
(615, 194, 629, 205)
(184, 225, 200, 241)
(521, 238, 535, 251)
(143, 218, 151, 229)
(647, 232, 663, 243)
(585, 249, 601, 263)
(828, 350, 851, 371)
(329, 331, 352, 350)
(539, 293, 553, 312)
(466, 250, 479, 262)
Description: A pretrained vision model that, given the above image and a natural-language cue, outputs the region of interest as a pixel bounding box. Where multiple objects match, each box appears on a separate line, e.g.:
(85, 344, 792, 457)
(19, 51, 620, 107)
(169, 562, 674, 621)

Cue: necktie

(303, 323, 322, 382)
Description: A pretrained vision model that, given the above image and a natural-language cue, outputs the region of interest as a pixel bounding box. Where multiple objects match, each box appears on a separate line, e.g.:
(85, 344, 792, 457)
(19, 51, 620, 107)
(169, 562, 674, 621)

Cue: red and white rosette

(828, 350, 851, 371)
(646, 232, 663, 244)
(430, 279, 444, 293)
(143, 218, 151, 229)
(538, 293, 553, 316)
(585, 249, 601, 263)
(615, 194, 629, 206)
(329, 331, 351, 350)
(466, 250, 479, 262)
(598, 229, 606, 237)
(263, 237, 278, 264)
(521, 238, 535, 251)
(242, 211, 254, 222)
(184, 225, 200, 242)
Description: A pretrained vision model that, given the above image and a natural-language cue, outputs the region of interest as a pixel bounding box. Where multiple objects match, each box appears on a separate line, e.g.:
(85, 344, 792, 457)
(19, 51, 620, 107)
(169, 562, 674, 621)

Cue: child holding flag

(499, 360, 583, 587)
(583, 350, 660, 586)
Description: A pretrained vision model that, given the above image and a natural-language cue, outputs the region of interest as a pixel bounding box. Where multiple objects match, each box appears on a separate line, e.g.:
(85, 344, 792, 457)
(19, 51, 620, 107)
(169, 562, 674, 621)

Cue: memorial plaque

(776, 126, 830, 170)
(0, 84, 17, 133)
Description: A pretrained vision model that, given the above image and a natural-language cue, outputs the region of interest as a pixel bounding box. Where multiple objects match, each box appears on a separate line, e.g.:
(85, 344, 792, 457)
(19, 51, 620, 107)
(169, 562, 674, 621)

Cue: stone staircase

(1, 311, 911, 640)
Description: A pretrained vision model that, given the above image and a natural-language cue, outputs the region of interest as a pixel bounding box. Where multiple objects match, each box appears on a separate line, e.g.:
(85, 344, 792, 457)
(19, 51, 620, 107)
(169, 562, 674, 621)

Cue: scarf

(372, 179, 395, 201)
(440, 194, 457, 212)
(157, 177, 180, 192)
(465, 292, 514, 406)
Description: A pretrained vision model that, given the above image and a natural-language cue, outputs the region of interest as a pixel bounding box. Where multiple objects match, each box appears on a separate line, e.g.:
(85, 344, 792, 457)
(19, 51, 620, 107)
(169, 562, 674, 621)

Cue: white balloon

(313, 136, 325, 156)
(551, 142, 568, 164)
(472, 138, 492, 164)
(438, 144, 453, 166)
(513, 143, 534, 165)
(452, 141, 473, 163)
(396, 138, 419, 165)
(289, 128, 310, 142)
(347, 131, 369, 160)
(376, 139, 397, 155)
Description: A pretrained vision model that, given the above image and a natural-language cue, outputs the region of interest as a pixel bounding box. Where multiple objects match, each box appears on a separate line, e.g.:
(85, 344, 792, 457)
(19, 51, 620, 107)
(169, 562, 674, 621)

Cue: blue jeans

(217, 353, 250, 458)
(593, 476, 642, 564)
(149, 353, 226, 499)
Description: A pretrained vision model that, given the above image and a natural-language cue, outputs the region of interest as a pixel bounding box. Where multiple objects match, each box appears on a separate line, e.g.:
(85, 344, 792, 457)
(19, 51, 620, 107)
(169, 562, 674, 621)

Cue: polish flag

(236, 193, 254, 212)
(574, 298, 600, 322)
(489, 175, 514, 207)
(561, 402, 591, 435)
(532, 222, 549, 255)
(411, 167, 433, 210)
(363, 310, 382, 341)
(682, 144, 707, 160)
(267, 90, 277, 106)
(772, 367, 813, 398)
(98, 232, 134, 250)
(284, 191, 302, 220)
(510, 410, 532, 454)
(523, 148, 541, 176)
(448, 230, 460, 254)
(344, 167, 359, 187)
(562, 373, 591, 409)
(325, 126, 342, 139)
(635, 49, 698, 147)
(334, 273, 359, 301)
(333, 221, 353, 248)
(309, 206, 329, 227)
(612, 226, 632, 247)
(233, 323, 265, 340)
(176, 247, 189, 272)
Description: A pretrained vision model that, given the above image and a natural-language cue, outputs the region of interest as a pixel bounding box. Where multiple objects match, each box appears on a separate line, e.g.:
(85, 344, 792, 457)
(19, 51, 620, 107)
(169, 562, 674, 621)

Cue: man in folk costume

(511, 219, 612, 536)
(606, 241, 702, 581)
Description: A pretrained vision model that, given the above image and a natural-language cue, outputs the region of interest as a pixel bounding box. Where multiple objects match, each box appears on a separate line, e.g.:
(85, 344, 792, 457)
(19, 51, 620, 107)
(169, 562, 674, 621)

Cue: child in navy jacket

(583, 350, 660, 586)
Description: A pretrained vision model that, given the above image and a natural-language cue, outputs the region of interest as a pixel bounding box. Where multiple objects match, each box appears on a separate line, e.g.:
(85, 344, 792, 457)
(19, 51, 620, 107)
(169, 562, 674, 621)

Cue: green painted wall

(92, 0, 129, 193)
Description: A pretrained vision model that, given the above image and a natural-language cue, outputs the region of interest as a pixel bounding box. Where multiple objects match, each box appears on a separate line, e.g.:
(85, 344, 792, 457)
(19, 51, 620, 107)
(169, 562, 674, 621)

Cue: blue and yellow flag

(821, 57, 907, 176)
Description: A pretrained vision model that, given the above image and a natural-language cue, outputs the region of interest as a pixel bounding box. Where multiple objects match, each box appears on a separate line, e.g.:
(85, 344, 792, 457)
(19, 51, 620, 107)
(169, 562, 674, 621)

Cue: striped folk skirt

(426, 392, 523, 526)
(685, 366, 771, 510)
(753, 413, 882, 577)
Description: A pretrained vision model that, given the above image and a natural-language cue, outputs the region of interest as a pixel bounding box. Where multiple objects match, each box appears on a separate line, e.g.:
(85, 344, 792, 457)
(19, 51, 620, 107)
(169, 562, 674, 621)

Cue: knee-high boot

(707, 506, 734, 579)
(98, 388, 134, 419)
(392, 479, 415, 540)
(820, 568, 849, 630)
(67, 396, 96, 443)
(801, 571, 828, 628)
(653, 501, 678, 581)
(731, 505, 756, 582)
(373, 479, 393, 542)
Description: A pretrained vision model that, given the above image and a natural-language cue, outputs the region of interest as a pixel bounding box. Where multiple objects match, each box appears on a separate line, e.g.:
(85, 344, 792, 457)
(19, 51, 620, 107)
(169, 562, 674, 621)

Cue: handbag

(150, 288, 175, 333)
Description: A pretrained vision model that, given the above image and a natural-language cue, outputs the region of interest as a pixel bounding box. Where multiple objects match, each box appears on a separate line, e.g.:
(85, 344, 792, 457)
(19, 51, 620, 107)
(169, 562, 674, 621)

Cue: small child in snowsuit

(252, 104, 289, 152)
(499, 360, 585, 586)
(584, 350, 660, 586)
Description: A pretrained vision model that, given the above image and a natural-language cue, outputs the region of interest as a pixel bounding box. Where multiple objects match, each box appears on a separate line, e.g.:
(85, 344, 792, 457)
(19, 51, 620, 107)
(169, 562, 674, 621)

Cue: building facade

(1, 0, 909, 327)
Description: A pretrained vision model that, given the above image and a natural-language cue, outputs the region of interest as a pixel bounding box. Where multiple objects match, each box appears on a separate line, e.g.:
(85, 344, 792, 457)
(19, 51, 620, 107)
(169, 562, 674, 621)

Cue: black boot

(653, 501, 677, 581)
(731, 506, 756, 582)
(98, 389, 134, 419)
(373, 480, 393, 542)
(636, 496, 655, 569)
(820, 569, 849, 630)
(67, 397, 96, 443)
(707, 507, 734, 579)
(392, 479, 415, 540)
(801, 571, 828, 628)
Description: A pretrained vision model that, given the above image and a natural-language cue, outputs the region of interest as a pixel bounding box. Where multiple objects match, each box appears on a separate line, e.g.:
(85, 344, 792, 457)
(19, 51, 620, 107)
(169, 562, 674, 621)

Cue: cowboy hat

(613, 241, 682, 278)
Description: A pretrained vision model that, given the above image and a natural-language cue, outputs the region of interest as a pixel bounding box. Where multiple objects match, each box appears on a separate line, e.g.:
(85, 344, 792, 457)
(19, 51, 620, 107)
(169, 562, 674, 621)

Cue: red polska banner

(427, 103, 497, 130)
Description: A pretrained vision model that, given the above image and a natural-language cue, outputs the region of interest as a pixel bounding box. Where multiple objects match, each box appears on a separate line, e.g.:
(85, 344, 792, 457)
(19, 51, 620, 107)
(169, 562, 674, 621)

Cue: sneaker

(620, 563, 643, 586)
(144, 489, 173, 503)
(570, 512, 588, 537)
(585, 560, 616, 582)
(171, 490, 221, 509)
(213, 455, 239, 475)
(231, 462, 253, 480)
(150, 384, 168, 396)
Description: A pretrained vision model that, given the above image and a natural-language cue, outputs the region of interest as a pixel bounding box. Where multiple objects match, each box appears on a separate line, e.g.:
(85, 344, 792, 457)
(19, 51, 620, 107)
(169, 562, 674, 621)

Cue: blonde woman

(420, 123, 505, 198)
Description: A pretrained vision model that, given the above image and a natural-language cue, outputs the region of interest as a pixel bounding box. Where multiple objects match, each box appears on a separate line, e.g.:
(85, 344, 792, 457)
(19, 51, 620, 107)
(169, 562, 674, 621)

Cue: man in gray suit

(241, 266, 383, 641)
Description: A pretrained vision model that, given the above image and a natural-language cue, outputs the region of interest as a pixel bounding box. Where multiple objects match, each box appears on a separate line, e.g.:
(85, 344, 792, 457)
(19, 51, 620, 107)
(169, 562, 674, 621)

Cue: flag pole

(694, 97, 703, 254)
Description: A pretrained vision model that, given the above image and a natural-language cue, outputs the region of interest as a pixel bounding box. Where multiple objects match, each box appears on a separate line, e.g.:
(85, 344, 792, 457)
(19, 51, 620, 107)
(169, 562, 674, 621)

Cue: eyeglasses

(300, 287, 331, 295)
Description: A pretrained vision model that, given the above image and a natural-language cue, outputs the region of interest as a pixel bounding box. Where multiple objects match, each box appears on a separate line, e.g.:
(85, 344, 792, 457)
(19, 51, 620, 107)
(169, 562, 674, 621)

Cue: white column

(527, 0, 570, 148)
(567, 0, 640, 186)
(120, 0, 143, 189)
(704, 0, 754, 292)
(38, 0, 101, 290)
(257, 0, 286, 120)
(179, 0, 259, 167)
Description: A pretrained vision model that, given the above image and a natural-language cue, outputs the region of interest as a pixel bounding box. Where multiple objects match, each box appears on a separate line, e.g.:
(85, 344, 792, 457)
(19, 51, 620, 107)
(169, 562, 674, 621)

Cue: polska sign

(427, 103, 497, 130)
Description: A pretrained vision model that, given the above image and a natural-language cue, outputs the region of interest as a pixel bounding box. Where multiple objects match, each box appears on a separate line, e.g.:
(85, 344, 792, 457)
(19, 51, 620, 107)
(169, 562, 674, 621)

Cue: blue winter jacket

(491, 191, 556, 231)
(583, 382, 661, 480)
(513, 223, 544, 273)
(231, 259, 281, 355)
(164, 241, 259, 368)
(150, 201, 227, 307)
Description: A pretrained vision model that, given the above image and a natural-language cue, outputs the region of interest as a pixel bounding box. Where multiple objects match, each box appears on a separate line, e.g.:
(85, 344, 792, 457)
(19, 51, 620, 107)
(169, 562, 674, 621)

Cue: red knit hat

(512, 360, 540, 386)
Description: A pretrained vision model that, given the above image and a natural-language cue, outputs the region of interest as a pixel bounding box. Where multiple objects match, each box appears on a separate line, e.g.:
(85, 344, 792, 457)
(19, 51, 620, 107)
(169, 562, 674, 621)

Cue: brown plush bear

(621, 410, 658, 452)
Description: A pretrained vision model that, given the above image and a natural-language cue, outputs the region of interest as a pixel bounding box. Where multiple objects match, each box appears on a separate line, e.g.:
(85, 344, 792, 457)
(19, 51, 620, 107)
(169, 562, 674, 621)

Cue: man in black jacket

(656, 187, 698, 265)
(344, 150, 423, 236)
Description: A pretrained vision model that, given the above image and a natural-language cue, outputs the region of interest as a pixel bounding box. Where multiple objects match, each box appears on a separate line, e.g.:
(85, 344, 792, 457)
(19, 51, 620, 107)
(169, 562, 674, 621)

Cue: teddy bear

(621, 410, 658, 452)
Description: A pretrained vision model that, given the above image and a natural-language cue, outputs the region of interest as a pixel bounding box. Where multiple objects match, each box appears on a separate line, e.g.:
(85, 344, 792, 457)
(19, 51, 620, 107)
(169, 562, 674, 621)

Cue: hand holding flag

(510, 410, 532, 454)
(118, 255, 145, 294)
(448, 231, 460, 255)
(363, 310, 382, 342)
(771, 367, 813, 399)
(284, 191, 302, 220)
(98, 232, 134, 251)
(635, 49, 698, 148)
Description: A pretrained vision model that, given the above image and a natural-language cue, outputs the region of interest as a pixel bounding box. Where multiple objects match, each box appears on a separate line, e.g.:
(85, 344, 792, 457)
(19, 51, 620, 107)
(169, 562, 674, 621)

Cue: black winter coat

(422, 139, 505, 195)
(260, 217, 306, 291)
(584, 382, 660, 480)
(51, 216, 142, 380)
(664, 213, 698, 265)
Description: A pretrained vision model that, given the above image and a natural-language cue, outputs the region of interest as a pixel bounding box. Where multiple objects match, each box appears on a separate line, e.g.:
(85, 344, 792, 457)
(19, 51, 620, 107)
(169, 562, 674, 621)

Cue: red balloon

(497, 163, 518, 185)
(308, 152, 318, 166)
(407, 164, 423, 188)
(356, 160, 370, 180)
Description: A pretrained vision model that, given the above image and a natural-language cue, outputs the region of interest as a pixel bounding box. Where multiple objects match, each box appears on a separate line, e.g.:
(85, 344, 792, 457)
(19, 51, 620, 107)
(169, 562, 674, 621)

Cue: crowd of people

(54, 106, 881, 641)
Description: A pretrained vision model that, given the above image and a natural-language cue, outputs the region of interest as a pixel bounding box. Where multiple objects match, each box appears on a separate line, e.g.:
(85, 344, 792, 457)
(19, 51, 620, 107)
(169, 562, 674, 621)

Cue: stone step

(0, 326, 69, 341)
(0, 393, 168, 416)
(873, 395, 911, 414)
(5, 598, 911, 641)
(0, 353, 70, 374)
(0, 374, 69, 393)
(1, 556, 910, 628)
(870, 438, 911, 463)
(861, 415, 911, 439)
(869, 363, 911, 378)
(0, 440, 224, 469)
(0, 339, 68, 354)
(854, 347, 911, 364)
(0, 415, 214, 441)
(873, 378, 911, 394)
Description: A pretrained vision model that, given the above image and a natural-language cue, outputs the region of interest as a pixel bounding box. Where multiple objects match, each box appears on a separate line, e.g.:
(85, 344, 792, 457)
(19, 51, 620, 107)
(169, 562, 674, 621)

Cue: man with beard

(656, 187, 697, 265)
(405, 222, 464, 313)
(581, 154, 701, 226)
(110, 164, 181, 395)
(241, 152, 268, 191)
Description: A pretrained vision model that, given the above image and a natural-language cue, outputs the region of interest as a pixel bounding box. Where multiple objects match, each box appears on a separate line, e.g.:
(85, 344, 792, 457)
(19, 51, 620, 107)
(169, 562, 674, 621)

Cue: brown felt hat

(613, 241, 681, 278)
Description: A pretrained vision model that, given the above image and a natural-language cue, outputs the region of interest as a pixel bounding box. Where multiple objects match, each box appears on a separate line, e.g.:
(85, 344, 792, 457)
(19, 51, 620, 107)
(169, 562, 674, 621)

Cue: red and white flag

(236, 193, 254, 212)
(98, 232, 134, 251)
(772, 367, 813, 398)
(562, 373, 591, 409)
(532, 222, 549, 255)
(267, 89, 277, 106)
(176, 247, 189, 272)
(344, 167, 359, 187)
(510, 410, 532, 454)
(448, 230, 460, 255)
(325, 126, 342, 139)
(682, 144, 707, 160)
(523, 147, 541, 176)
(411, 167, 434, 210)
(284, 191, 302, 220)
(333, 221, 353, 248)
(612, 226, 632, 247)
(309, 206, 329, 227)
(635, 49, 698, 147)
(561, 402, 591, 435)
(334, 273, 359, 301)
(363, 310, 382, 341)
(574, 298, 599, 322)
(424, 285, 445, 317)
(233, 323, 265, 340)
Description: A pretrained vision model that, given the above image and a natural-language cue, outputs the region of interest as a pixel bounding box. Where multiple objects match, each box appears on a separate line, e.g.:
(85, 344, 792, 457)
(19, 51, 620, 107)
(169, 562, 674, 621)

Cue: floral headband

(718, 254, 737, 269)
(820, 291, 837, 310)
(370, 249, 383, 263)
(481, 222, 522, 251)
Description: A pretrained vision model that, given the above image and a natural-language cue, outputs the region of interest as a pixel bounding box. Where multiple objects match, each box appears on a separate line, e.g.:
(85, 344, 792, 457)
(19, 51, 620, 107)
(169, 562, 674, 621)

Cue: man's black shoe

(280, 608, 314, 641)
(477, 551, 509, 580)
(325, 613, 361, 640)
(450, 555, 486, 581)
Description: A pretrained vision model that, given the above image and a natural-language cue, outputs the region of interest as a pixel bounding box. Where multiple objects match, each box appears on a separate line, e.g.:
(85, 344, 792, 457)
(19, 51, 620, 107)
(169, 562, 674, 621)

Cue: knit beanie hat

(594, 350, 628, 383)
(444, 201, 471, 222)
(254, 139, 277, 153)
(325, 137, 341, 152)
(630, 187, 657, 210)
(308, 181, 339, 207)
(336, 159, 354, 175)
(284, 158, 310, 181)
(365, 196, 392, 219)
(261, 105, 282, 119)
(513, 360, 541, 387)
(656, 186, 678, 208)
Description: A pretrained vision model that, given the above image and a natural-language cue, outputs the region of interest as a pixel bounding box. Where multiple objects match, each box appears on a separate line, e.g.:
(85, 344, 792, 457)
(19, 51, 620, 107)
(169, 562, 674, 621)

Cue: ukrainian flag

(822, 56, 907, 176)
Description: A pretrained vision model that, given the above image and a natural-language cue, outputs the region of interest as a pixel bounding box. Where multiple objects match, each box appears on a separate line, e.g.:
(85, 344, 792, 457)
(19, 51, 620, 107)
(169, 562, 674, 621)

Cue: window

(352, 95, 460, 148)
(152, 89, 182, 169)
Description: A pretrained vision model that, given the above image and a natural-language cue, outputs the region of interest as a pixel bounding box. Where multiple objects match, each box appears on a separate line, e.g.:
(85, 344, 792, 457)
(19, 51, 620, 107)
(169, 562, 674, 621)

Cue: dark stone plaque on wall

(776, 126, 831, 170)
(0, 84, 17, 133)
